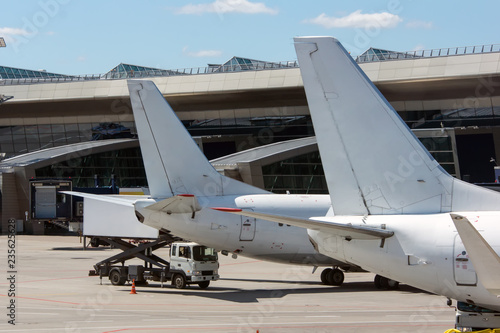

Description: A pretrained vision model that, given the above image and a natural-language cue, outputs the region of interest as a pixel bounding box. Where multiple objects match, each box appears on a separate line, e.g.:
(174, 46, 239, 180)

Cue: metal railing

(0, 60, 299, 86)
(1, 43, 500, 86)
(356, 44, 500, 63)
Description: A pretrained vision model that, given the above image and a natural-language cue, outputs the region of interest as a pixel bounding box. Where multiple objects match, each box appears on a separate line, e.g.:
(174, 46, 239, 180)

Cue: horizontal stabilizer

(62, 191, 137, 206)
(145, 194, 201, 214)
(451, 214, 500, 296)
(212, 207, 393, 240)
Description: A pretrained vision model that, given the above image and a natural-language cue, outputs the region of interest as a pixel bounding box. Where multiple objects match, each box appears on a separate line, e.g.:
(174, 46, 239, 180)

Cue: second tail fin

(294, 37, 500, 215)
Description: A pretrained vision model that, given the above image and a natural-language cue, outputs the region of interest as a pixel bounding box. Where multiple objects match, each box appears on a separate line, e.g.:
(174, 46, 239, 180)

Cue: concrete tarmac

(0, 236, 456, 332)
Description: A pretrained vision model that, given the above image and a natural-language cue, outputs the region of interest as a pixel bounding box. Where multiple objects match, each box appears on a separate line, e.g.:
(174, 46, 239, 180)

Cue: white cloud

(304, 10, 402, 29)
(183, 47, 223, 58)
(189, 50, 223, 57)
(0, 27, 31, 36)
(176, 0, 278, 15)
(405, 20, 433, 29)
(0, 27, 32, 41)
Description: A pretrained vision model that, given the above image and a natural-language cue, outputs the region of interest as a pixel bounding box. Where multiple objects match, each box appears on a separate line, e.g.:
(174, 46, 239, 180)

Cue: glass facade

(263, 151, 327, 194)
(186, 115, 311, 136)
(419, 136, 456, 176)
(36, 147, 147, 188)
(186, 115, 313, 159)
(401, 107, 500, 129)
(262, 134, 458, 194)
(0, 103, 482, 160)
(0, 122, 136, 158)
(0, 112, 459, 192)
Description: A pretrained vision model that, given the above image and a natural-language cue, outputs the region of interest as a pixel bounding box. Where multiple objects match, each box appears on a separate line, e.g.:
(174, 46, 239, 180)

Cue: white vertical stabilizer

(127, 80, 267, 199)
(294, 37, 500, 214)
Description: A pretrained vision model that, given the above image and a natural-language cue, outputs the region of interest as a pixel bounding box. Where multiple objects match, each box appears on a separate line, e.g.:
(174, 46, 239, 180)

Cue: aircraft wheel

(198, 281, 210, 289)
(173, 274, 186, 289)
(380, 276, 390, 289)
(386, 279, 399, 290)
(374, 275, 399, 290)
(327, 268, 344, 286)
(321, 268, 332, 284)
(109, 270, 126, 286)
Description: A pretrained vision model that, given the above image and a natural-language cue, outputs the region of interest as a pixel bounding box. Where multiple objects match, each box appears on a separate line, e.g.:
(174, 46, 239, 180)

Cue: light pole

(0, 95, 13, 103)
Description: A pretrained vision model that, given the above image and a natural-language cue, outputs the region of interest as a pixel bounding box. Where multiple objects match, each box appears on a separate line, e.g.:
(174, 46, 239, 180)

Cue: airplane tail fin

(127, 80, 267, 199)
(294, 37, 500, 215)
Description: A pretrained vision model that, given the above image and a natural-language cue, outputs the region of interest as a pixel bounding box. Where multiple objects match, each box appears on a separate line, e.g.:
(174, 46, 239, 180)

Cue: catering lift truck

(81, 195, 219, 289)
(90, 238, 220, 289)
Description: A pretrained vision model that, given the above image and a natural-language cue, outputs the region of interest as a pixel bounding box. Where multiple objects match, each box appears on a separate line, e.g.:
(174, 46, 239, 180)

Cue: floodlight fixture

(0, 37, 5, 47)
(0, 95, 14, 104)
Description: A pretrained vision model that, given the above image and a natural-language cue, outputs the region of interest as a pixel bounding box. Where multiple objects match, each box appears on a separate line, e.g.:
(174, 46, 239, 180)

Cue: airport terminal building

(1, 44, 500, 234)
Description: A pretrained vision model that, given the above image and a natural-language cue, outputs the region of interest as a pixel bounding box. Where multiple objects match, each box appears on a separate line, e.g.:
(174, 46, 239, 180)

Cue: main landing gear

(320, 269, 399, 289)
(374, 274, 399, 290)
(320, 267, 345, 286)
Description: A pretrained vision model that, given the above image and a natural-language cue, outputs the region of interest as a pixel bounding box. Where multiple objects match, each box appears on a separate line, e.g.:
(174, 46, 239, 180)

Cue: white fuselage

(308, 212, 500, 311)
(136, 194, 338, 266)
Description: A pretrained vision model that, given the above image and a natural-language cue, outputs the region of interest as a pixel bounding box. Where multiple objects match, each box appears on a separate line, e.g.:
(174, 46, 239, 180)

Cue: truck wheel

(109, 270, 126, 286)
(90, 237, 100, 248)
(198, 281, 210, 289)
(173, 274, 186, 289)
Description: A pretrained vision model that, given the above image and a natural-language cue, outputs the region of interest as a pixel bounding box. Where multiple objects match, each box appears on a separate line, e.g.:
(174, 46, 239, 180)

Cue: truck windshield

(457, 301, 499, 313)
(192, 246, 218, 261)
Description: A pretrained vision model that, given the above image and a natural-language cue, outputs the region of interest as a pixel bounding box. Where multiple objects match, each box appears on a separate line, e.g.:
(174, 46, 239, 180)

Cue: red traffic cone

(130, 279, 137, 294)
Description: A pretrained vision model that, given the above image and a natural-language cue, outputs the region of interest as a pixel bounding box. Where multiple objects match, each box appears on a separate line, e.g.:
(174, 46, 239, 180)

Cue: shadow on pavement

(122, 279, 428, 303)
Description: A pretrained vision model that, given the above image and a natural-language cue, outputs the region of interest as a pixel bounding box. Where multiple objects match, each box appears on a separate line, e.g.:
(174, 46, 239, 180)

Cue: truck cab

(170, 242, 219, 289)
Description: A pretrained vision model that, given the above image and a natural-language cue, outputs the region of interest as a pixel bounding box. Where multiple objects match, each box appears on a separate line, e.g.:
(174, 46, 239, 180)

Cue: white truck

(455, 301, 500, 331)
(100, 241, 220, 289)
(168, 242, 220, 289)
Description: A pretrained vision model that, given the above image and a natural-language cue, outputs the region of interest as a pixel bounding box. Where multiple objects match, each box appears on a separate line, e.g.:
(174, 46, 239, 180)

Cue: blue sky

(0, 0, 499, 75)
